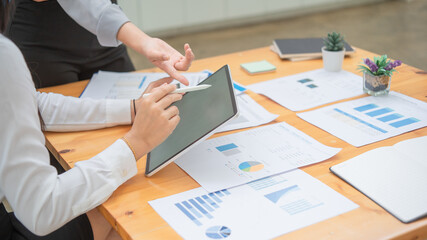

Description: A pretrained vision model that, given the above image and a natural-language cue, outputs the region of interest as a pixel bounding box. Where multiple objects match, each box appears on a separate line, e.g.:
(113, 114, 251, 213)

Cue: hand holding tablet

(146, 65, 238, 176)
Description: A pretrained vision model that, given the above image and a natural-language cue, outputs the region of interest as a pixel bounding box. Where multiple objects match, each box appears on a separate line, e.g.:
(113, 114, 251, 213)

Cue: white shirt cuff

(97, 139, 138, 184)
(106, 99, 132, 125)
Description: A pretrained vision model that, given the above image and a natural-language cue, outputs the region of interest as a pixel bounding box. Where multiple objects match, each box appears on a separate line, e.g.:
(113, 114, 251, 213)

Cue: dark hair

(0, 0, 13, 33)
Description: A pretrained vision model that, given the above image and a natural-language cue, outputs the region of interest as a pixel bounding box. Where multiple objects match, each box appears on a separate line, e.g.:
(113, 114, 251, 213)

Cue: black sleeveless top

(6, 0, 134, 88)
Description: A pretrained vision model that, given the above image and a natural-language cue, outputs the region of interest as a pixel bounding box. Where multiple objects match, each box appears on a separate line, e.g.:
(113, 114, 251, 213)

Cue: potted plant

(358, 55, 402, 96)
(322, 32, 345, 72)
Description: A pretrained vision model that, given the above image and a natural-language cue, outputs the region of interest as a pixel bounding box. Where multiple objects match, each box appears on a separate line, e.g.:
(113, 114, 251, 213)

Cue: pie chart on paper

(238, 161, 264, 172)
(205, 225, 231, 239)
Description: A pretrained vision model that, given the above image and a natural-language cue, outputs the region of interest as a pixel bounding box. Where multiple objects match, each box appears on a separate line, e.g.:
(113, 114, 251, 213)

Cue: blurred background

(119, 0, 427, 71)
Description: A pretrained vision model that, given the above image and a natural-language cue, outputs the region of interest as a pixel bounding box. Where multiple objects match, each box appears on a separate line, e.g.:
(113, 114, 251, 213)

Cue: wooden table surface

(39, 47, 427, 240)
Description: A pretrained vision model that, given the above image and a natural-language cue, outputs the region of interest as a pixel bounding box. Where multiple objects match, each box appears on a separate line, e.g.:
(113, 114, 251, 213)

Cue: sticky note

(240, 60, 276, 75)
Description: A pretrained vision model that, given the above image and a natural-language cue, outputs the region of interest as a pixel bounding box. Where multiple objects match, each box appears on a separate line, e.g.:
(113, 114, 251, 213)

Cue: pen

(143, 84, 211, 98)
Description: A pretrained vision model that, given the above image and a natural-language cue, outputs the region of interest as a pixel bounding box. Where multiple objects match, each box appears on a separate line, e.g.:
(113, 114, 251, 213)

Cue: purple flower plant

(384, 60, 402, 71)
(358, 55, 401, 77)
(364, 58, 378, 72)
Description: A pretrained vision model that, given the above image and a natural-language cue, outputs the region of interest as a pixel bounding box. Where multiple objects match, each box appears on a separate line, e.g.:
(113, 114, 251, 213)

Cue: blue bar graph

(196, 197, 214, 212)
(189, 199, 213, 219)
(378, 113, 403, 122)
(175, 203, 202, 226)
(215, 191, 224, 197)
(366, 108, 393, 117)
(334, 108, 388, 133)
(390, 118, 420, 128)
(209, 193, 222, 203)
(354, 103, 378, 112)
(138, 76, 147, 89)
(216, 143, 238, 152)
(351, 103, 420, 130)
(297, 78, 312, 84)
(175, 190, 231, 226)
(202, 195, 219, 208)
(221, 189, 230, 195)
(182, 201, 202, 218)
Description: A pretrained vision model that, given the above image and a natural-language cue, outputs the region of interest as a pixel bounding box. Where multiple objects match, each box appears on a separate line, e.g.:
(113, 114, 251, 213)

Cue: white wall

(118, 0, 384, 37)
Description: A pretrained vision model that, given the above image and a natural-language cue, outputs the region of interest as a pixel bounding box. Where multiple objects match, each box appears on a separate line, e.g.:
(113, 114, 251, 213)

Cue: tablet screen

(146, 65, 238, 175)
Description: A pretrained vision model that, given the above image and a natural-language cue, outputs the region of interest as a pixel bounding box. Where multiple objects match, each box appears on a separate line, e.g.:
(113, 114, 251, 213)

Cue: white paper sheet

(149, 169, 358, 240)
(247, 69, 363, 111)
(297, 91, 427, 147)
(217, 93, 278, 132)
(80, 71, 210, 99)
(176, 122, 341, 192)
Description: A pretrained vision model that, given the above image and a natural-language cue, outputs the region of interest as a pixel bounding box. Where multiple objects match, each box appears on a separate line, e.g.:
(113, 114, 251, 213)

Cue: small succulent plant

(323, 32, 345, 52)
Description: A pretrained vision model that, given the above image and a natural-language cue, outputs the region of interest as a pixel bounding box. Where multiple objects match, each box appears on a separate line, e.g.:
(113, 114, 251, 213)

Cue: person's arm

(36, 92, 132, 132)
(36, 77, 176, 132)
(0, 36, 182, 235)
(0, 38, 137, 235)
(54, 0, 194, 85)
(116, 22, 194, 85)
(56, 0, 127, 47)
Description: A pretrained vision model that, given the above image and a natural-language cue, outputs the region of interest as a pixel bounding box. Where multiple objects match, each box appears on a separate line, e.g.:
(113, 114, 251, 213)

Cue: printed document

(297, 91, 427, 147)
(247, 69, 363, 111)
(149, 169, 358, 240)
(176, 122, 341, 192)
(80, 71, 210, 99)
(81, 71, 276, 132)
(217, 93, 278, 132)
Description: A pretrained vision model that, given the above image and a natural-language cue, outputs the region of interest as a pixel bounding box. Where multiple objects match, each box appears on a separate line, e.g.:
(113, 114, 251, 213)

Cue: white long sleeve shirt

(0, 35, 137, 235)
(57, 0, 129, 47)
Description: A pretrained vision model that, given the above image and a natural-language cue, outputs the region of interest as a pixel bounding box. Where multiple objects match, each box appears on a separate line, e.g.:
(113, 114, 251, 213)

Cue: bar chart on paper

(149, 169, 358, 240)
(298, 91, 427, 147)
(174, 189, 231, 226)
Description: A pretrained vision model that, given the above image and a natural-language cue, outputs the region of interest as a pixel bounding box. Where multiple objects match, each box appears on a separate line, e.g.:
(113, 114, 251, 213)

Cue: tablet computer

(146, 65, 238, 176)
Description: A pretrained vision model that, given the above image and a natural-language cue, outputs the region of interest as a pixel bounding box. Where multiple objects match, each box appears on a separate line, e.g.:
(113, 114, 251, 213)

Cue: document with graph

(149, 169, 358, 240)
(216, 93, 278, 132)
(246, 69, 363, 111)
(80, 70, 210, 99)
(297, 91, 427, 147)
(175, 122, 341, 192)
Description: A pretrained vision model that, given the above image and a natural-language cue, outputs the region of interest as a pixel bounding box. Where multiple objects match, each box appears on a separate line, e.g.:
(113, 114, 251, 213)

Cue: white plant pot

(321, 46, 345, 72)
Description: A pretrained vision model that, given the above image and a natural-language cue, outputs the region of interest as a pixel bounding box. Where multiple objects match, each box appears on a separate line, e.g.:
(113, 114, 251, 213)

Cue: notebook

(273, 38, 355, 59)
(330, 136, 427, 223)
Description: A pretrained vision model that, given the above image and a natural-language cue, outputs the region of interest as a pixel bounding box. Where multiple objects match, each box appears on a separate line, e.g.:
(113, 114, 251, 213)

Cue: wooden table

(39, 47, 427, 240)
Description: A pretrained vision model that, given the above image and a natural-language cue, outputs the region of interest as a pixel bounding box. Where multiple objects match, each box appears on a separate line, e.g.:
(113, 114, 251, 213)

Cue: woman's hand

(141, 39, 194, 86)
(117, 22, 194, 86)
(125, 83, 182, 159)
